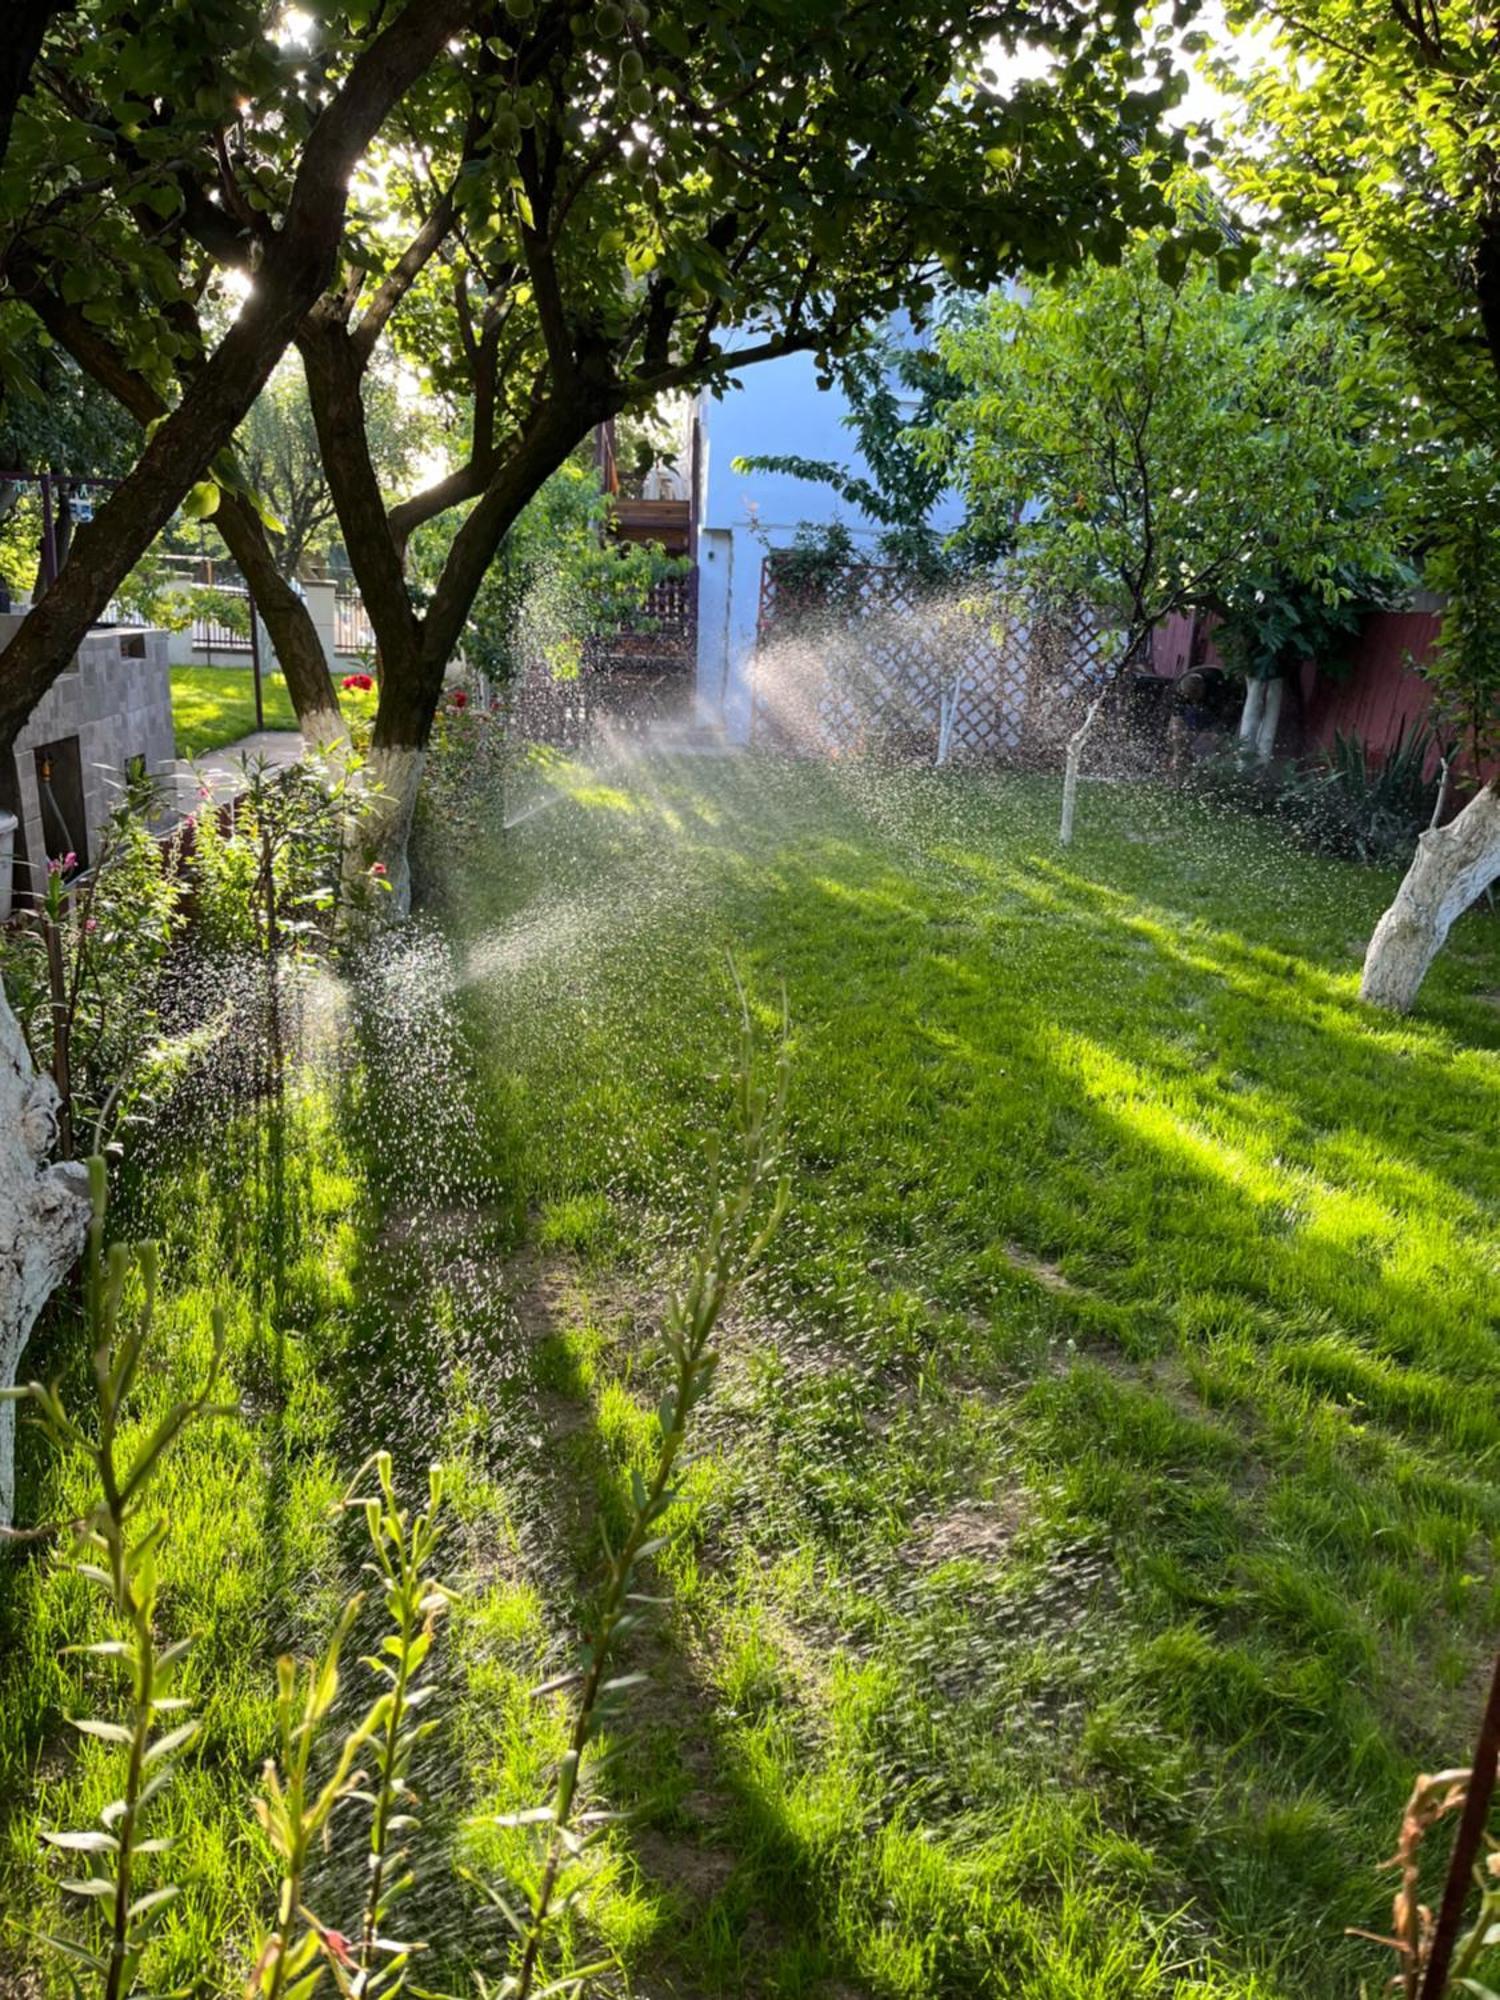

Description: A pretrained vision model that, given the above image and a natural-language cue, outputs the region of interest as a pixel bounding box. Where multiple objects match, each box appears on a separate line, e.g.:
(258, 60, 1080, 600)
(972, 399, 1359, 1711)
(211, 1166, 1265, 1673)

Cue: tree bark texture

(0, 0, 479, 760)
(0, 978, 90, 1526)
(1360, 781, 1500, 1011)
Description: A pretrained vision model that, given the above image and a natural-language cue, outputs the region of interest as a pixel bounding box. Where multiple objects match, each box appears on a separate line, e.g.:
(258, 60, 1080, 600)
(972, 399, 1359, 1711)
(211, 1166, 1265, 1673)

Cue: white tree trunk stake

(1, 981, 91, 1526)
(1059, 691, 1107, 848)
(1361, 781, 1500, 1012)
(936, 672, 966, 768)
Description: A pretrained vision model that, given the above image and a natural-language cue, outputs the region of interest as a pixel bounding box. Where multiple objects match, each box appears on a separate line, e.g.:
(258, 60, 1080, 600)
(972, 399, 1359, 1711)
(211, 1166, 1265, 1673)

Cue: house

(689, 339, 966, 741)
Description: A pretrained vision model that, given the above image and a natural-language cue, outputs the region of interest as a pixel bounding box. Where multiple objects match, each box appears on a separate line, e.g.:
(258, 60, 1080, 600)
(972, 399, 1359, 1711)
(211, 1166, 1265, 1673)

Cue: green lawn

(2, 756, 1498, 1999)
(169, 663, 376, 755)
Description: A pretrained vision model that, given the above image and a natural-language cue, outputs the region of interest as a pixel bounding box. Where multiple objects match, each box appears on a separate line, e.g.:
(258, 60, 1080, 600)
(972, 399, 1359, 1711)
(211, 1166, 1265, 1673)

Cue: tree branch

(351, 184, 458, 365)
(0, 0, 481, 755)
(299, 313, 421, 658)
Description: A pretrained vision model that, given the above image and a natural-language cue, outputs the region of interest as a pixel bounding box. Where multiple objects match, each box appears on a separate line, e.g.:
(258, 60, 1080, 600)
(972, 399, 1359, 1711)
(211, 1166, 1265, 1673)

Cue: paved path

(168, 730, 303, 818)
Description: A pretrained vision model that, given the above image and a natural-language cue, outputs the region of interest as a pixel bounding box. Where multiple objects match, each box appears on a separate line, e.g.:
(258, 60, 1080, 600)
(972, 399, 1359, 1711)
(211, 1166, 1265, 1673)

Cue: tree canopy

(266, 0, 1212, 891)
(0, 0, 486, 751)
(1223, 0, 1500, 770)
(1224, 0, 1500, 438)
(930, 242, 1412, 664)
(0, 0, 1219, 866)
(237, 360, 434, 582)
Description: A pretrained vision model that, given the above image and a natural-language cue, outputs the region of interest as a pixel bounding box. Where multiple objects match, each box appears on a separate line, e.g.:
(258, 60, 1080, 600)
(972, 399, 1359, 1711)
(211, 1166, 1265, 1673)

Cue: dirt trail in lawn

(419, 750, 1500, 2000)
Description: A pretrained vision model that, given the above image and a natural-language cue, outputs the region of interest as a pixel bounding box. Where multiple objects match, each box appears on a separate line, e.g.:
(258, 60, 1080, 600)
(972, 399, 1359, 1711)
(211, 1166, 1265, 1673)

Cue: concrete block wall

(1, 614, 174, 904)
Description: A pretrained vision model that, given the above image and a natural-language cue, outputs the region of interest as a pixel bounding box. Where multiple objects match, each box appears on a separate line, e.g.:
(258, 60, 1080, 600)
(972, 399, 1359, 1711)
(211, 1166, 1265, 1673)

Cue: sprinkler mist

(88, 583, 1361, 1986)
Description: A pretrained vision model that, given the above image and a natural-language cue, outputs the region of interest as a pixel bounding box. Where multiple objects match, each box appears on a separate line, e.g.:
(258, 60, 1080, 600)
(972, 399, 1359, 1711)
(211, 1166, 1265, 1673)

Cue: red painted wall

(1299, 610, 1445, 763)
(1151, 603, 1493, 779)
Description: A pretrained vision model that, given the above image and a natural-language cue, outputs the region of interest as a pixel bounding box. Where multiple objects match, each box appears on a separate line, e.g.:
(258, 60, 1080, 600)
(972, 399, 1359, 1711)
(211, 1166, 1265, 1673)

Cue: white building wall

(693, 342, 965, 741)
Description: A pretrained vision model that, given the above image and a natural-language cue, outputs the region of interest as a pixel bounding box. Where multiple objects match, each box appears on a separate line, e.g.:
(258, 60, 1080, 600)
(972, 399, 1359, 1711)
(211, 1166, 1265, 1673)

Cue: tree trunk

(0, 296, 322, 760)
(1237, 676, 1284, 764)
(1360, 781, 1500, 1011)
(0, 0, 63, 174)
(341, 620, 438, 915)
(0, 0, 478, 762)
(1059, 692, 1107, 847)
(14, 266, 348, 756)
(0, 977, 91, 1526)
(51, 483, 74, 574)
(350, 740, 426, 916)
(306, 356, 597, 903)
(216, 494, 347, 750)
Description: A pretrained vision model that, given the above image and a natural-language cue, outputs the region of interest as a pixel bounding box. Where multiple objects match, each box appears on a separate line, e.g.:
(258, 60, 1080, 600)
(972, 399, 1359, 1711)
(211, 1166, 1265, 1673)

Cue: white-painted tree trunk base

(0, 982, 91, 1526)
(1254, 677, 1283, 762)
(1237, 677, 1284, 764)
(936, 674, 965, 767)
(1361, 782, 1500, 1012)
(302, 705, 352, 757)
(1059, 694, 1106, 847)
(343, 742, 426, 920)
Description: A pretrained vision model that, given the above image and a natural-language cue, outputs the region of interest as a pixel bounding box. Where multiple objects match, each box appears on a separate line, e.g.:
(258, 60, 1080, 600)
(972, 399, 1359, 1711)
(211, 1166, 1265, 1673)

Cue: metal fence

(97, 585, 252, 651)
(334, 591, 375, 656)
(193, 590, 253, 653)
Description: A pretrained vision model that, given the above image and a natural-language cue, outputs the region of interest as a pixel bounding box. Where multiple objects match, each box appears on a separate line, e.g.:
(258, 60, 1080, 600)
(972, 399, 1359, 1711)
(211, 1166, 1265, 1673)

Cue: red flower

(370, 861, 388, 878)
(451, 688, 468, 709)
(318, 1929, 355, 1969)
(341, 672, 374, 692)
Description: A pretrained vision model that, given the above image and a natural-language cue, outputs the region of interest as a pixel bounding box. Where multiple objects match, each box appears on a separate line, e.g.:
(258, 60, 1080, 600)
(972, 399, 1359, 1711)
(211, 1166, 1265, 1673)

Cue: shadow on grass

(414, 753, 1500, 1997)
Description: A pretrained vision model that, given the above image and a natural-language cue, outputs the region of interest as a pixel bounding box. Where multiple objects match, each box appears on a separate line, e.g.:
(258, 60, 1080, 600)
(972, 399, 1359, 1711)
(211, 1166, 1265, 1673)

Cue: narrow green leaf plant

(1, 1155, 227, 2000)
(251, 1454, 453, 2000)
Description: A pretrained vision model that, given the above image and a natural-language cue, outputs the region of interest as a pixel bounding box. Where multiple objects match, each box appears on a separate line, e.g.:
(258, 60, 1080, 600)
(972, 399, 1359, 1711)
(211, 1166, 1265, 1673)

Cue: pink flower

(84, 917, 98, 933)
(451, 688, 468, 709)
(318, 1930, 355, 1969)
(46, 851, 77, 876)
(370, 861, 388, 878)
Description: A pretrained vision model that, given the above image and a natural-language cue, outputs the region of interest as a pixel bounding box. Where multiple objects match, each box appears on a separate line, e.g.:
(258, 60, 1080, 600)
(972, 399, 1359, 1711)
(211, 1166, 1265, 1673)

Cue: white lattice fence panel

(754, 561, 1119, 763)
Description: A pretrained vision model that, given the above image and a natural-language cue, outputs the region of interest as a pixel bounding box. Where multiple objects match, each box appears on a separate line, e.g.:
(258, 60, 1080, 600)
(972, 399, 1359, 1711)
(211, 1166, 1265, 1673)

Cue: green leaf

(127, 1884, 182, 1923)
(37, 1934, 108, 1972)
(182, 480, 220, 522)
(144, 1720, 200, 1766)
(69, 1718, 135, 1745)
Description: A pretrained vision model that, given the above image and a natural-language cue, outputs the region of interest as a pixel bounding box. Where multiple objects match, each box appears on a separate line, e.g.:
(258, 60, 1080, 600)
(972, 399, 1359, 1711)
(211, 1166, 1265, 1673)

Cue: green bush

(1189, 722, 1440, 866)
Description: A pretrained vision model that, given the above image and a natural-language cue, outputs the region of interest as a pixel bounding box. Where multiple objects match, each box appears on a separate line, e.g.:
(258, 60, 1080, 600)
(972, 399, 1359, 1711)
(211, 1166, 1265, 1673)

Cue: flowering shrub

(414, 684, 511, 868)
(190, 750, 374, 957)
(0, 770, 184, 1149)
